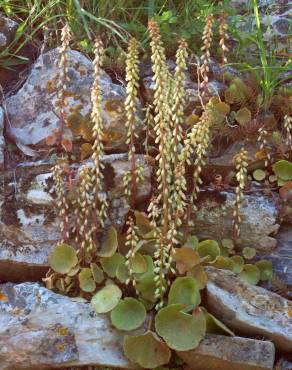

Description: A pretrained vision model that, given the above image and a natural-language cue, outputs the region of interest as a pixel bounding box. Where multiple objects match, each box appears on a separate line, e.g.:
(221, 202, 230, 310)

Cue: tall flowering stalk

(284, 115, 292, 150)
(125, 216, 140, 290)
(91, 38, 108, 227)
(219, 9, 229, 84)
(148, 19, 173, 309)
(57, 23, 71, 142)
(200, 14, 214, 95)
(123, 38, 142, 207)
(232, 148, 248, 239)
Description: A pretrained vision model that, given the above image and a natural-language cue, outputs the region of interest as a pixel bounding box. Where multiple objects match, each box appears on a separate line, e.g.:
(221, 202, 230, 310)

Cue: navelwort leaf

(155, 304, 206, 351)
(49, 243, 78, 274)
(168, 277, 200, 312)
(110, 298, 146, 331)
(97, 226, 118, 257)
(91, 284, 122, 313)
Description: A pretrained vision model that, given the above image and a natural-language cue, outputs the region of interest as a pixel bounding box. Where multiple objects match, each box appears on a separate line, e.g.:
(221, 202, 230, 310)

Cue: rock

(178, 334, 275, 370)
(276, 358, 292, 370)
(5, 48, 142, 152)
(0, 282, 135, 369)
(0, 107, 4, 170)
(0, 14, 18, 49)
(205, 267, 292, 353)
(0, 154, 151, 282)
(192, 190, 279, 251)
(264, 225, 292, 297)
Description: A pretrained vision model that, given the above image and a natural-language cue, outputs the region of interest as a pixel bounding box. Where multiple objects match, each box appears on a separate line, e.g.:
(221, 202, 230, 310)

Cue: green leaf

(238, 264, 260, 285)
(78, 268, 96, 292)
(97, 226, 118, 257)
(210, 256, 235, 271)
(197, 240, 221, 262)
(235, 107, 252, 125)
(90, 263, 104, 283)
(48, 243, 78, 274)
(173, 247, 200, 274)
(124, 331, 171, 369)
(111, 298, 146, 331)
(273, 160, 292, 181)
(255, 259, 273, 281)
(91, 284, 122, 313)
(135, 211, 153, 236)
(100, 253, 125, 278)
(183, 235, 199, 250)
(168, 277, 200, 312)
(136, 273, 159, 303)
(242, 247, 256, 260)
(201, 307, 235, 336)
(230, 255, 244, 274)
(253, 169, 266, 181)
(187, 265, 208, 290)
(116, 263, 129, 283)
(130, 253, 148, 274)
(155, 304, 206, 351)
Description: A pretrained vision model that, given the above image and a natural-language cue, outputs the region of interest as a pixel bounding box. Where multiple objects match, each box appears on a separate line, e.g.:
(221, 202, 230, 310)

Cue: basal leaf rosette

(124, 331, 171, 369)
(155, 304, 206, 351)
(168, 277, 200, 312)
(91, 284, 122, 313)
(49, 243, 78, 274)
(111, 298, 146, 331)
(238, 264, 260, 285)
(197, 240, 221, 262)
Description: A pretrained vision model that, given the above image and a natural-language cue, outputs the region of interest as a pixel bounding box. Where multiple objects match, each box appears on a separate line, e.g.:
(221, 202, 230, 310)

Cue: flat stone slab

(0, 154, 151, 283)
(205, 267, 292, 353)
(192, 190, 279, 251)
(178, 334, 275, 370)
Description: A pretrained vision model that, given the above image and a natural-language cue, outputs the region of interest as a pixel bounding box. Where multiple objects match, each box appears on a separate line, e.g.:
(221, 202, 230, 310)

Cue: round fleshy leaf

(91, 284, 122, 313)
(136, 273, 160, 303)
(110, 298, 146, 331)
(230, 255, 244, 274)
(242, 247, 256, 260)
(116, 263, 129, 283)
(269, 175, 277, 183)
(183, 235, 199, 250)
(273, 160, 292, 181)
(124, 331, 171, 369)
(168, 277, 200, 312)
(197, 240, 220, 261)
(78, 268, 96, 292)
(67, 265, 80, 277)
(97, 226, 118, 257)
(173, 247, 200, 274)
(235, 107, 251, 125)
(238, 264, 260, 285)
(253, 169, 266, 181)
(135, 211, 153, 236)
(279, 181, 292, 200)
(255, 260, 273, 281)
(100, 253, 125, 278)
(135, 255, 154, 281)
(187, 265, 207, 290)
(90, 263, 104, 283)
(211, 256, 234, 271)
(201, 307, 234, 336)
(155, 304, 206, 351)
(221, 238, 234, 251)
(48, 243, 78, 274)
(130, 253, 147, 274)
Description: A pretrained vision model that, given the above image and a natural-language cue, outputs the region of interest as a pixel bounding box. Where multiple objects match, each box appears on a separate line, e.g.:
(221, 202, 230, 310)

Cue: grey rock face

(178, 334, 275, 370)
(0, 14, 18, 49)
(5, 48, 142, 152)
(0, 282, 134, 369)
(0, 154, 151, 282)
(205, 267, 292, 353)
(192, 190, 279, 251)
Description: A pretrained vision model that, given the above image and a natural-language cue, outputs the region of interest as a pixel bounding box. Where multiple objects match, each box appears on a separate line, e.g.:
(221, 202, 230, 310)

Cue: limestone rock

(178, 334, 275, 370)
(0, 14, 18, 49)
(0, 154, 151, 282)
(5, 48, 142, 152)
(0, 282, 135, 369)
(192, 190, 279, 251)
(205, 267, 292, 352)
(0, 107, 4, 170)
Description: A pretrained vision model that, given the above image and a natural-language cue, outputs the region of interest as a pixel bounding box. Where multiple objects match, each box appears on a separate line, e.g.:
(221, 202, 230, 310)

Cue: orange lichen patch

(0, 292, 8, 301)
(45, 80, 57, 94)
(56, 343, 65, 352)
(58, 327, 69, 336)
(254, 148, 268, 161)
(102, 130, 123, 142)
(67, 111, 93, 141)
